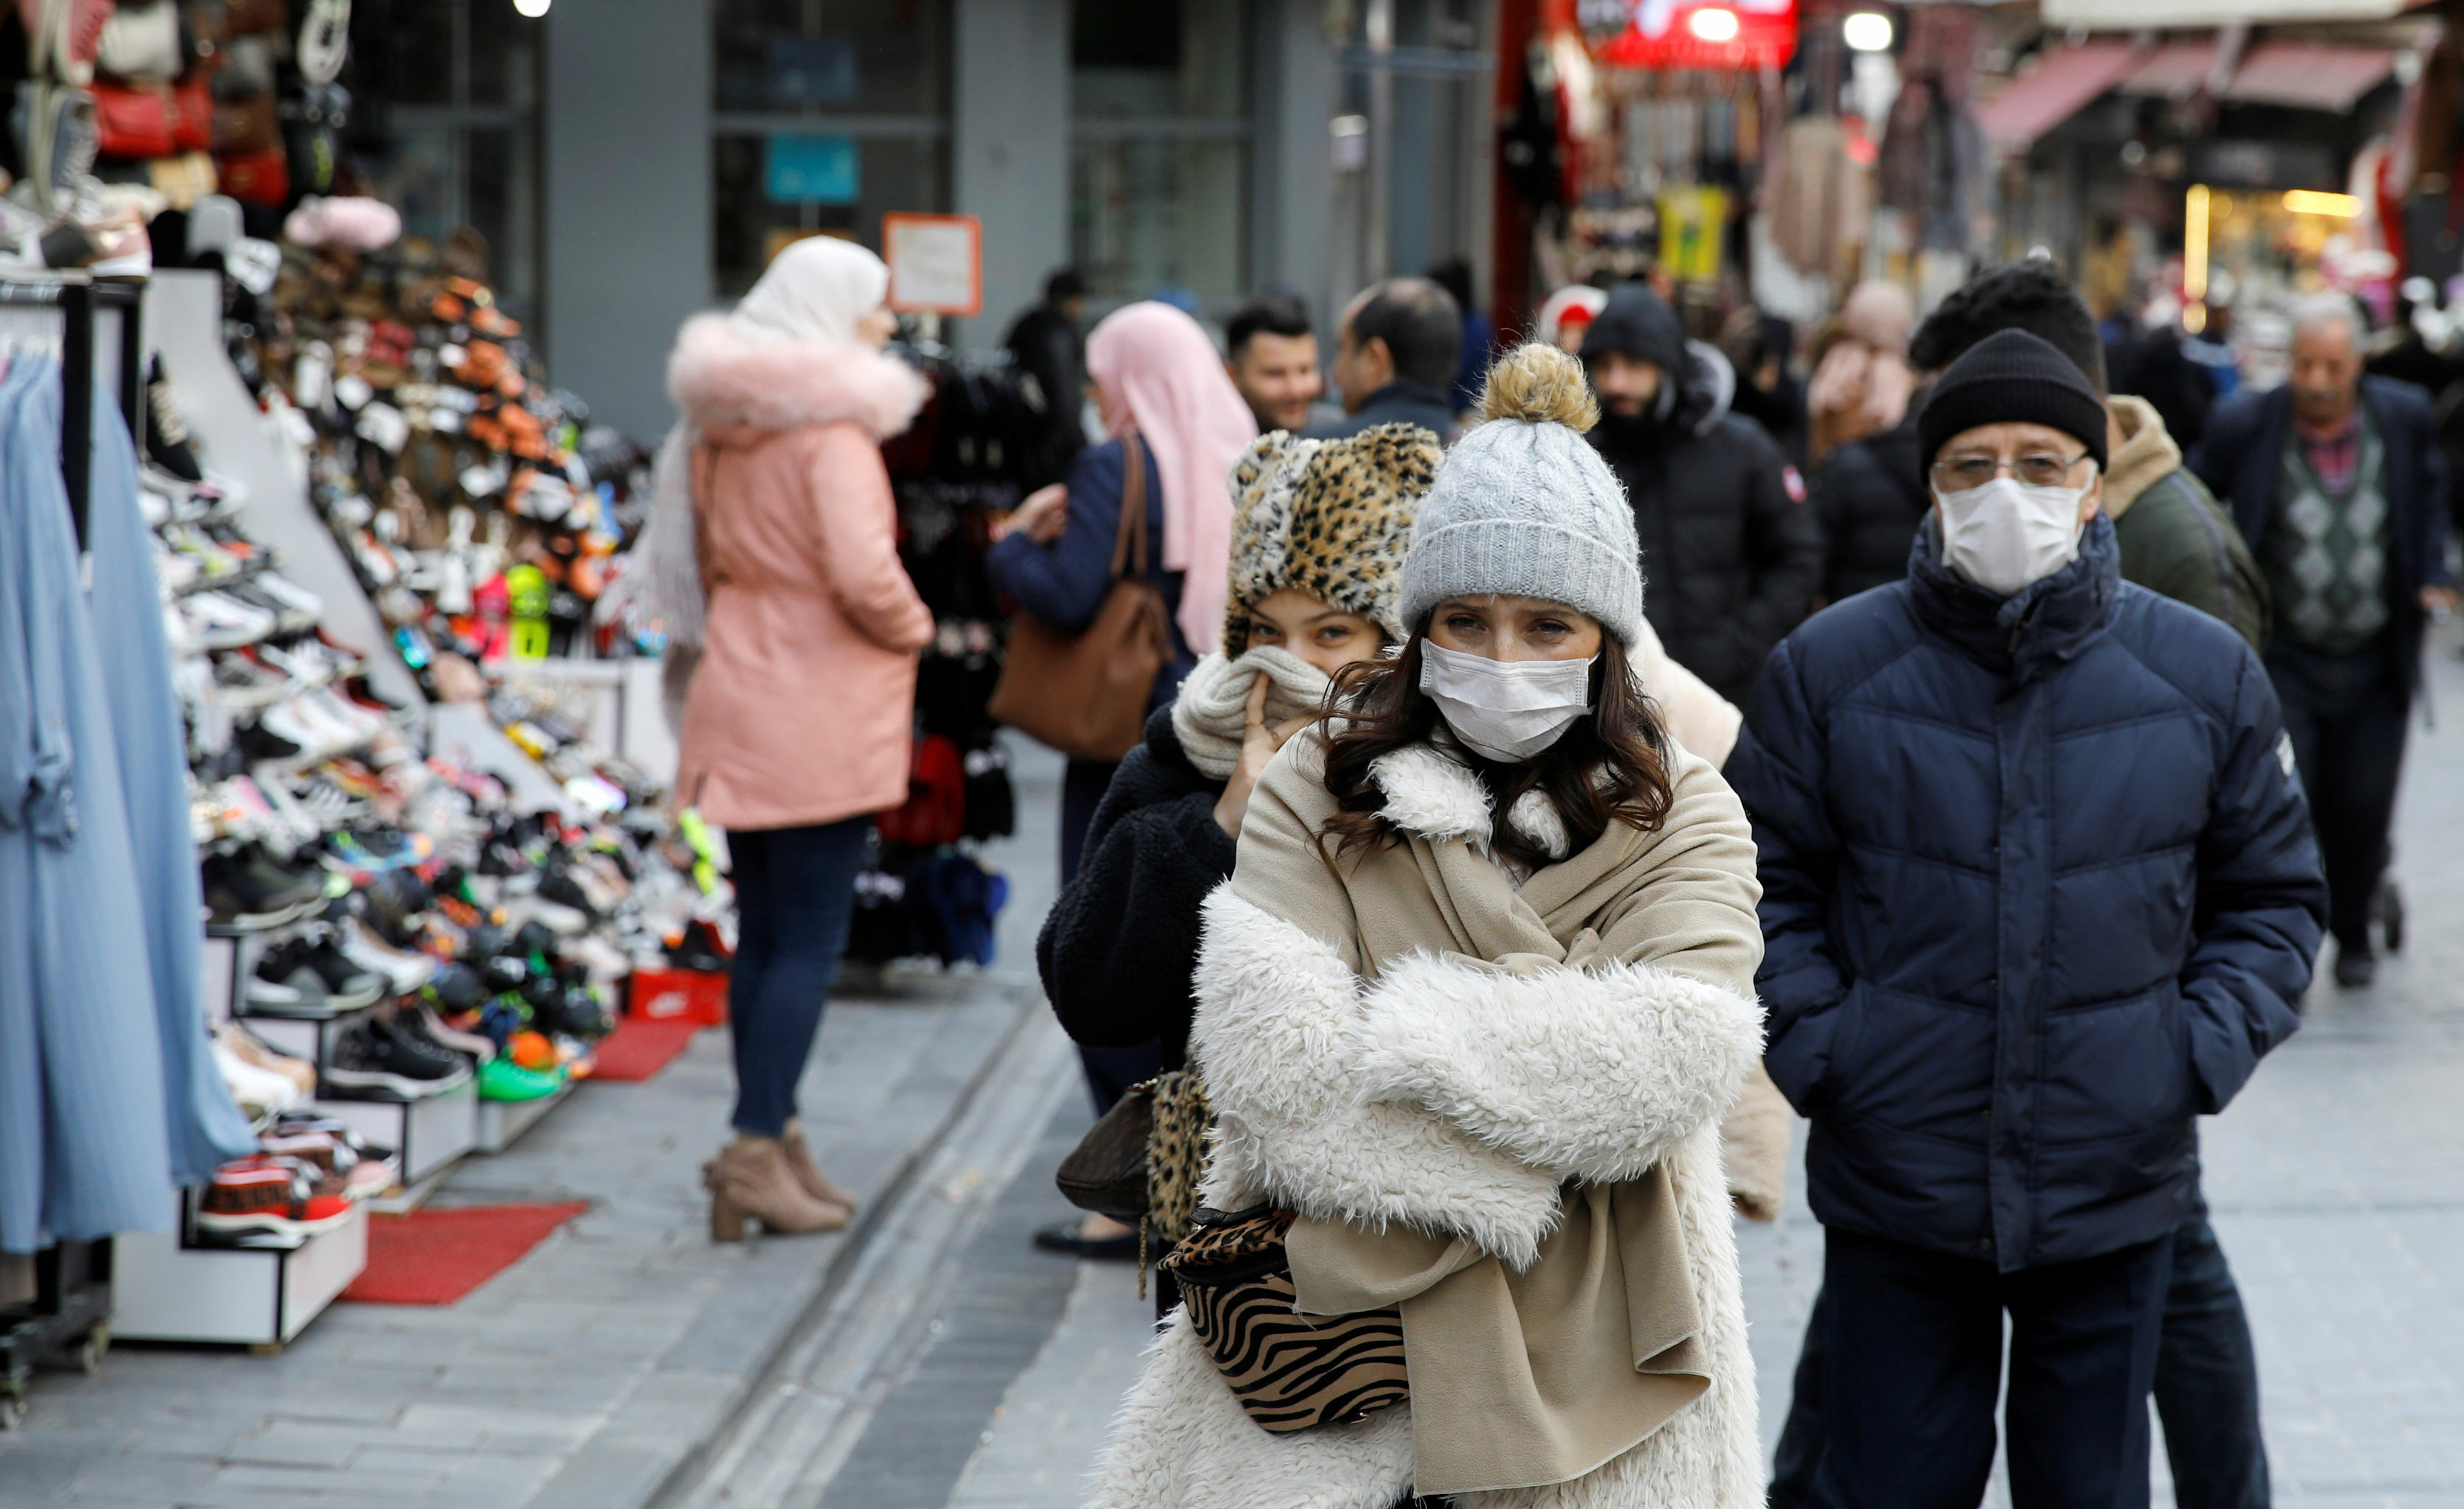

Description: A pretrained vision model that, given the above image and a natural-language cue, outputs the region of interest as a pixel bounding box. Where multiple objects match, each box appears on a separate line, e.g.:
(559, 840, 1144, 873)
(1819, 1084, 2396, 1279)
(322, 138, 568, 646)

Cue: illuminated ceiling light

(513, 0, 550, 15)
(1843, 12, 1894, 52)
(2281, 189, 2362, 218)
(1688, 7, 1741, 42)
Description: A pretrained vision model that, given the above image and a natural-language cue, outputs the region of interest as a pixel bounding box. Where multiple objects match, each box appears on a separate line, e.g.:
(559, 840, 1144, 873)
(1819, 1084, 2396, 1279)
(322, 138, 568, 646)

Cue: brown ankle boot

(704, 1137, 850, 1241)
(781, 1120, 860, 1212)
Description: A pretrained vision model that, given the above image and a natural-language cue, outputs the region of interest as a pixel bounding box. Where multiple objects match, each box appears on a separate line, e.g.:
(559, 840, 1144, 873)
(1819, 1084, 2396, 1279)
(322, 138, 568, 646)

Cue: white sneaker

(338, 917, 435, 994)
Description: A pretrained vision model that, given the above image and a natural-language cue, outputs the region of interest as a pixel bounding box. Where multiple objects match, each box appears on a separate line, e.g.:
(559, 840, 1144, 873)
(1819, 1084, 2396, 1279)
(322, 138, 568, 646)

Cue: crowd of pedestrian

(639, 238, 2449, 1506)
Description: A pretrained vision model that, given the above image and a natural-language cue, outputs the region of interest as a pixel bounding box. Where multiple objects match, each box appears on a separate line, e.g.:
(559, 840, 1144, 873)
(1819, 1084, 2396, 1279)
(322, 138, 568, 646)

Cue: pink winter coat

(668, 315, 934, 830)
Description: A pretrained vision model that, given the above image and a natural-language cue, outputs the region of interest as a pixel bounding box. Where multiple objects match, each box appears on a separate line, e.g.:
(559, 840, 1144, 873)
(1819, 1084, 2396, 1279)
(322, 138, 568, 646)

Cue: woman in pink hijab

(986, 298, 1255, 1254)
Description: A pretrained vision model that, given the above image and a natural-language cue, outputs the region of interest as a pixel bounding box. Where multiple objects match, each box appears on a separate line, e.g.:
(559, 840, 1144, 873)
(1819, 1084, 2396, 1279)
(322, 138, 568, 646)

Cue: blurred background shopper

(1221, 293, 1324, 435)
(2195, 295, 2457, 988)
(986, 301, 1255, 1252)
(651, 239, 929, 1241)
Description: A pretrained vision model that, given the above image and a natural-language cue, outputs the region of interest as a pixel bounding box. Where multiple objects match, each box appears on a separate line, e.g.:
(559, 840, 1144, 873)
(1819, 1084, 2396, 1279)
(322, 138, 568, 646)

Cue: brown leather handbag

(987, 441, 1168, 763)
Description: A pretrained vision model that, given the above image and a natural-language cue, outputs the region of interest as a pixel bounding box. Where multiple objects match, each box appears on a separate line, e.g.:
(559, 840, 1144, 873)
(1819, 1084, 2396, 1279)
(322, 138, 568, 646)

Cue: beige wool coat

(668, 315, 934, 830)
(1091, 730, 1767, 1509)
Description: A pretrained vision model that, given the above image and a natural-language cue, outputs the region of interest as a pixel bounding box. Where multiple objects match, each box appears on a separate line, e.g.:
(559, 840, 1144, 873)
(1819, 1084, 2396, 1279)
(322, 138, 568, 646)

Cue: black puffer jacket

(1811, 410, 1928, 605)
(1035, 705, 1233, 1069)
(1584, 287, 1824, 703)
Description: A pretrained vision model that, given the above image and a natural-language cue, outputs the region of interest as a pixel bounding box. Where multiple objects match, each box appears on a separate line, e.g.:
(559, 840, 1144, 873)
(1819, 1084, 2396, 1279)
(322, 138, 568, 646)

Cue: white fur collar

(666, 312, 928, 438)
(1366, 740, 1571, 860)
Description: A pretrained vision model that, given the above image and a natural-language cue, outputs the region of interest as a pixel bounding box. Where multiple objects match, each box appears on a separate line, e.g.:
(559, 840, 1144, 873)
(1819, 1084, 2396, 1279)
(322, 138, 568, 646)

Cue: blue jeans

(1773, 1199, 2268, 1509)
(726, 816, 871, 1138)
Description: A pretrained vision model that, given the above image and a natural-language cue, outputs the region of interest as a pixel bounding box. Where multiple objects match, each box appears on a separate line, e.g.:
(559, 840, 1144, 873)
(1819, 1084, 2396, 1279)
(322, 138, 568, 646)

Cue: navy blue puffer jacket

(1725, 515, 2325, 1271)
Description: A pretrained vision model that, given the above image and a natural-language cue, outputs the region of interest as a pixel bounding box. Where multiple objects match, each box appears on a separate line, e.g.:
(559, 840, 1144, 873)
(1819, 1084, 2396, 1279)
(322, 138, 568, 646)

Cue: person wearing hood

(1725, 330, 2324, 1508)
(1581, 282, 1824, 704)
(649, 237, 932, 1241)
(1091, 342, 1767, 1509)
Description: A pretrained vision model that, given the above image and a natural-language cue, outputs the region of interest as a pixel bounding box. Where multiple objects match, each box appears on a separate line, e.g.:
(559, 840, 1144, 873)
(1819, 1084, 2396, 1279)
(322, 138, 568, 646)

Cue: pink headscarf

(1086, 302, 1259, 657)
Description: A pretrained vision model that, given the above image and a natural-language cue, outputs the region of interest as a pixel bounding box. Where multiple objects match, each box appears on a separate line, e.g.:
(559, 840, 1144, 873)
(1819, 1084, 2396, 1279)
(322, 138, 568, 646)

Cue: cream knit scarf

(1169, 646, 1334, 780)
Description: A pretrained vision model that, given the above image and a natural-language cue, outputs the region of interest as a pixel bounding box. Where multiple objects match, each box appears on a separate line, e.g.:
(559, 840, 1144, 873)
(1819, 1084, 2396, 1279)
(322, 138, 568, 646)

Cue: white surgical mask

(1933, 475, 2091, 597)
(1418, 640, 1597, 763)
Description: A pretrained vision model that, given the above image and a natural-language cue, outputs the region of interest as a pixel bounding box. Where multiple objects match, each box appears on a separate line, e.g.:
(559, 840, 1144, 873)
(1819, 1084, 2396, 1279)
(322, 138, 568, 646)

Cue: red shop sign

(1595, 0, 1798, 71)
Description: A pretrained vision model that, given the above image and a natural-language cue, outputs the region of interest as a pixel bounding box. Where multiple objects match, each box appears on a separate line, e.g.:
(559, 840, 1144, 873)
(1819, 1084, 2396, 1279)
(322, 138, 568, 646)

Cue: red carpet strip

(588, 1015, 702, 1082)
(342, 1201, 589, 1306)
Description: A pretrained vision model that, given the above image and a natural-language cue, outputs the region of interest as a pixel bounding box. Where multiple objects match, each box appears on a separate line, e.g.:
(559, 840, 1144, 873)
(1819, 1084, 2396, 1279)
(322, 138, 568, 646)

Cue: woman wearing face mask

(1091, 345, 1767, 1509)
(645, 238, 927, 1240)
(1033, 421, 1438, 1265)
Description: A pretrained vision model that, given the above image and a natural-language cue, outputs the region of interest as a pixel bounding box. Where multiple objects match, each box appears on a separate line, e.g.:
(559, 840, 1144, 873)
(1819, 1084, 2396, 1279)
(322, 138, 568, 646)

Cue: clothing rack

(0, 274, 147, 550)
(0, 273, 147, 1426)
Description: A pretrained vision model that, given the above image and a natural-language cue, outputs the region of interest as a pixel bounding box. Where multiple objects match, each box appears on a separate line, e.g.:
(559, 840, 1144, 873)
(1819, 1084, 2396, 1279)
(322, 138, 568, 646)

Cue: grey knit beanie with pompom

(1398, 343, 1644, 648)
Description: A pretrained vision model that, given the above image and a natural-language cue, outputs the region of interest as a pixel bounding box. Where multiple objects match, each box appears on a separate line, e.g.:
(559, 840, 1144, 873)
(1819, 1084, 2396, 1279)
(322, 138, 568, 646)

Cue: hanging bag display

(985, 440, 1166, 763)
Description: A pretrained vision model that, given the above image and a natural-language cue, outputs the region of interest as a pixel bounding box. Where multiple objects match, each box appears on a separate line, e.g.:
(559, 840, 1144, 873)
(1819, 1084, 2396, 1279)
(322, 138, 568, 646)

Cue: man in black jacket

(2193, 295, 2455, 988)
(1580, 282, 1821, 702)
(1306, 277, 1461, 441)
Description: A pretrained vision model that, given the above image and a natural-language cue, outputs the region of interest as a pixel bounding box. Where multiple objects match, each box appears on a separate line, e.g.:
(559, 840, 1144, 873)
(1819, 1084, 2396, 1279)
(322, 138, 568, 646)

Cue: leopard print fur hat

(1221, 422, 1441, 656)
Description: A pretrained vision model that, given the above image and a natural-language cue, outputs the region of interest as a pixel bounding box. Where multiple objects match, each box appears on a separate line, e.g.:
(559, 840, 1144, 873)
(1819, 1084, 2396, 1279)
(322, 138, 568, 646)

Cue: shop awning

(2043, 0, 2409, 26)
(1976, 42, 2140, 147)
(2222, 42, 2398, 111)
(2114, 41, 2223, 99)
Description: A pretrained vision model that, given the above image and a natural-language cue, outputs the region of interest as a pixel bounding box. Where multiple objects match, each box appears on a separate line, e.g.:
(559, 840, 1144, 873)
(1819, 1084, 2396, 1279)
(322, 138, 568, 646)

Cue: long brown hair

(1318, 631, 1675, 872)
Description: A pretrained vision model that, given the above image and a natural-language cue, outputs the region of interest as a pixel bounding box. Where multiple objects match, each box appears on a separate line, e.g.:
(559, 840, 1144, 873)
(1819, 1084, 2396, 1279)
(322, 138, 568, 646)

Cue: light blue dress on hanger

(0, 352, 200, 1250)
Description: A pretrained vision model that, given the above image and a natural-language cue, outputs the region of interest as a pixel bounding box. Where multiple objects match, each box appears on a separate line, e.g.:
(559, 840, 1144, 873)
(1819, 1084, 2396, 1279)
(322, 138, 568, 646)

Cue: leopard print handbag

(1158, 1204, 1410, 1433)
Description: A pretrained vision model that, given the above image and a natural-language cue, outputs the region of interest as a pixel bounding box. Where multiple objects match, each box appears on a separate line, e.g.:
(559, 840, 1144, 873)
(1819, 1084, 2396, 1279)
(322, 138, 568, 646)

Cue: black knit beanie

(1917, 328, 2108, 476)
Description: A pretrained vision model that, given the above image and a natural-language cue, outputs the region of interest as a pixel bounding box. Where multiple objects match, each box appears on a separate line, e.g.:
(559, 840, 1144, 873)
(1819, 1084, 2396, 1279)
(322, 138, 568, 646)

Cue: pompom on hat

(1398, 343, 1645, 648)
(1222, 422, 1441, 654)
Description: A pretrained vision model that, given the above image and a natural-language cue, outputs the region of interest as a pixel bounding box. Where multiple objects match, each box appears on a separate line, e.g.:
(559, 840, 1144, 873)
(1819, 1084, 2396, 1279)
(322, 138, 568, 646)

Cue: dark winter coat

(1723, 514, 2325, 1272)
(1035, 705, 1233, 1069)
(2191, 377, 2454, 692)
(1810, 411, 1928, 605)
(2104, 396, 2268, 654)
(984, 435, 1197, 710)
(1304, 380, 1460, 443)
(1581, 331, 1824, 702)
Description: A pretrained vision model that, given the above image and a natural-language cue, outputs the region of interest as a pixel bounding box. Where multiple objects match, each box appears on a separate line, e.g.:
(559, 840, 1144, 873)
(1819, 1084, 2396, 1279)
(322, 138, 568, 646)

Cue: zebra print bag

(1158, 1205, 1409, 1433)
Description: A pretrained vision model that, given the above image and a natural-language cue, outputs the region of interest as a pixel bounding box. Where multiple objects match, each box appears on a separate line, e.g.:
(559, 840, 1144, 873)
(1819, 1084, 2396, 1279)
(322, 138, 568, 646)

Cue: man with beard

(2194, 294, 2456, 987)
(1222, 293, 1325, 434)
(1581, 281, 1822, 702)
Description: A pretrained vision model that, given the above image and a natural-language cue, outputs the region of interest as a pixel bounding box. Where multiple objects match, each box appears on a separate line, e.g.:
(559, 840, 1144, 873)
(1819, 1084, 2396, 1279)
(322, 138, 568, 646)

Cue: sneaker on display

(202, 849, 325, 928)
(337, 917, 435, 995)
(195, 1159, 352, 1242)
(253, 934, 385, 1014)
(477, 1056, 562, 1103)
(320, 1019, 469, 1102)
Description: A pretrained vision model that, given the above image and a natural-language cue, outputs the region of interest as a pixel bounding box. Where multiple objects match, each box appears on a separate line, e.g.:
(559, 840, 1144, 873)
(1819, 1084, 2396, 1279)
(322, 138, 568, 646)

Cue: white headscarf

(626, 237, 895, 710)
(729, 237, 890, 346)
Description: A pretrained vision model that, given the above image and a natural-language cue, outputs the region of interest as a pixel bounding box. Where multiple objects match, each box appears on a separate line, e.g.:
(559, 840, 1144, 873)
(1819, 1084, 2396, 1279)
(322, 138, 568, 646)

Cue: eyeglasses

(1931, 452, 2093, 491)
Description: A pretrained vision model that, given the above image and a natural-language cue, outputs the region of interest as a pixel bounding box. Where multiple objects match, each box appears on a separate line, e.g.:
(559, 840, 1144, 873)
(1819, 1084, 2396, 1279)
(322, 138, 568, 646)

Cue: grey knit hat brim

(1397, 403, 1645, 648)
(1400, 517, 1643, 646)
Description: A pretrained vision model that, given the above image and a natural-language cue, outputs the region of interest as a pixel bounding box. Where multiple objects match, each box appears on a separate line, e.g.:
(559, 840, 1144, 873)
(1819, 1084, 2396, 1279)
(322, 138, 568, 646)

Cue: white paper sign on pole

(883, 213, 982, 317)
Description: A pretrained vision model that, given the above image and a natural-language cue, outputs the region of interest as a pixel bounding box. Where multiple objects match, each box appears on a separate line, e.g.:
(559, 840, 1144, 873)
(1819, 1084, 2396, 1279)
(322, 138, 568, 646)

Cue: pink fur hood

(666, 312, 928, 441)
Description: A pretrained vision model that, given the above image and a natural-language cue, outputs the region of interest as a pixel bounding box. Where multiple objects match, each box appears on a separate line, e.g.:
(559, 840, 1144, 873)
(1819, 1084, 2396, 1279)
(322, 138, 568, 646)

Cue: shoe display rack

(111, 1206, 368, 1350)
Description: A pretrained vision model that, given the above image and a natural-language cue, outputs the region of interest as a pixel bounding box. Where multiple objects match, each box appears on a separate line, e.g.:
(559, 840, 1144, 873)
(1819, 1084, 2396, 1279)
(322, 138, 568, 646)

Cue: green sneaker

(477, 1057, 564, 1102)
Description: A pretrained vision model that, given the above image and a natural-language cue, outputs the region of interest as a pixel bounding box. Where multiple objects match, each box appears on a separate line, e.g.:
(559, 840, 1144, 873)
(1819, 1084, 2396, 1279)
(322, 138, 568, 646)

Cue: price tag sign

(882, 213, 983, 317)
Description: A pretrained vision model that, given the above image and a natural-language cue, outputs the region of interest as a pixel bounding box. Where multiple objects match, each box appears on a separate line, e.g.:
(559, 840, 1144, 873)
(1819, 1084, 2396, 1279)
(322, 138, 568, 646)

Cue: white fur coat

(1089, 738, 1766, 1509)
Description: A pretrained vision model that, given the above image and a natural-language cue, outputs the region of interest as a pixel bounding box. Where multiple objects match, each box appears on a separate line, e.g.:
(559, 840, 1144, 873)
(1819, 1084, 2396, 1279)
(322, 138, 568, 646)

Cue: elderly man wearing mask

(2194, 293, 2457, 988)
(1726, 330, 2324, 1508)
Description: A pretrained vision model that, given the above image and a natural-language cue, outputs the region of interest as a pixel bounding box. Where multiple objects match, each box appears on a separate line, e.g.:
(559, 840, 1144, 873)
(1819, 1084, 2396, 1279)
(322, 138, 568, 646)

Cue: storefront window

(351, 0, 542, 318)
(708, 0, 953, 300)
(1069, 0, 1252, 311)
(712, 0, 951, 116)
(711, 135, 951, 300)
